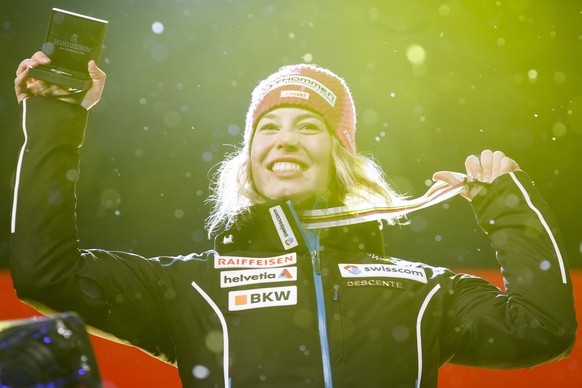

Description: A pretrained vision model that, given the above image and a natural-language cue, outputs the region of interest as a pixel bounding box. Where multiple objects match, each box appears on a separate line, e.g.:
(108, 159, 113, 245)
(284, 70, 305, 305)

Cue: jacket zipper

(309, 234, 333, 388)
(312, 248, 321, 275)
(286, 201, 333, 387)
(333, 284, 340, 301)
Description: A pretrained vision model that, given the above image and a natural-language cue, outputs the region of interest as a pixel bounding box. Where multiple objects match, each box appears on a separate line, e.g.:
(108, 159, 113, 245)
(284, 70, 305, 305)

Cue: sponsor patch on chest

(228, 286, 297, 311)
(346, 279, 406, 289)
(269, 205, 299, 250)
(215, 252, 297, 269)
(220, 267, 297, 288)
(338, 264, 428, 284)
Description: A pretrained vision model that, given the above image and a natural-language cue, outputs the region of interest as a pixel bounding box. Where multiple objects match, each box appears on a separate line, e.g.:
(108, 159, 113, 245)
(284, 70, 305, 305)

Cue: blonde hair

(205, 134, 403, 237)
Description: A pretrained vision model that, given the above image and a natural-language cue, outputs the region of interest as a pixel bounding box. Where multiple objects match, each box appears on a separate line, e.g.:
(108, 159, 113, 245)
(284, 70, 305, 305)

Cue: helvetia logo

(220, 267, 297, 288)
(228, 286, 297, 311)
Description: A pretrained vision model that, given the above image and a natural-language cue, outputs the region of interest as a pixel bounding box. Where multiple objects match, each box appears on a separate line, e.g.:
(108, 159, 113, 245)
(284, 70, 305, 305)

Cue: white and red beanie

(244, 64, 357, 153)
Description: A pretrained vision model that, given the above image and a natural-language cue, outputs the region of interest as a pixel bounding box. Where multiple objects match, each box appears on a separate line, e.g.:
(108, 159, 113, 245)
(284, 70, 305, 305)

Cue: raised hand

(15, 51, 106, 110)
(432, 149, 521, 201)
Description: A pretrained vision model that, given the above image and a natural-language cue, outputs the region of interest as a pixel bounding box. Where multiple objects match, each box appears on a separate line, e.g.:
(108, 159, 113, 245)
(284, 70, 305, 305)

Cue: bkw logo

(229, 286, 297, 311)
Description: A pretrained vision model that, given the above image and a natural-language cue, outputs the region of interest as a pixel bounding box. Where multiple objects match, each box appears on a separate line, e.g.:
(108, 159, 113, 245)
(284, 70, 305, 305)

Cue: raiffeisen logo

(214, 252, 297, 269)
(343, 265, 362, 275)
(220, 267, 297, 288)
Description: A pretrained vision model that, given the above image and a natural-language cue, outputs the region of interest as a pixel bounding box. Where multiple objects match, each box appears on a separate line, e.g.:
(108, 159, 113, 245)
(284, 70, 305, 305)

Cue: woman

(11, 52, 576, 387)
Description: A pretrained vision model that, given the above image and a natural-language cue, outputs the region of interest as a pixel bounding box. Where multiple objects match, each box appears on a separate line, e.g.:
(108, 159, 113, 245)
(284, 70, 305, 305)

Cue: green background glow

(1, 0, 580, 268)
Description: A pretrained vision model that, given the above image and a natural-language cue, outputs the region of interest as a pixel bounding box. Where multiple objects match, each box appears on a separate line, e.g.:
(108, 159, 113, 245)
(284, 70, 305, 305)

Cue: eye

(298, 122, 324, 133)
(257, 123, 279, 132)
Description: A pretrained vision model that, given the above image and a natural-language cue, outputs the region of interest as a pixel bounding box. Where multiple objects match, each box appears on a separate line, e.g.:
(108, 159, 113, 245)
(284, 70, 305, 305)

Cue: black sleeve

(442, 171, 576, 368)
(9, 96, 177, 363)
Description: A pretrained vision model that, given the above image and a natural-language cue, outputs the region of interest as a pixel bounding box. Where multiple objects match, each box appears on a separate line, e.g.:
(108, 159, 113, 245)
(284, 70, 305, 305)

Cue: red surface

(1, 269, 581, 387)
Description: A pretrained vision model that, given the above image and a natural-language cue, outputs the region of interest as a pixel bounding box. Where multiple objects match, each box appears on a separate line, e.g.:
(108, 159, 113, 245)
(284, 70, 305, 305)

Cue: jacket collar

(214, 199, 385, 257)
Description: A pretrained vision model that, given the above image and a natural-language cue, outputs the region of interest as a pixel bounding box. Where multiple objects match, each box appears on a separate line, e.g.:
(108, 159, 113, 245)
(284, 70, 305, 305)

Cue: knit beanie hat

(244, 64, 357, 153)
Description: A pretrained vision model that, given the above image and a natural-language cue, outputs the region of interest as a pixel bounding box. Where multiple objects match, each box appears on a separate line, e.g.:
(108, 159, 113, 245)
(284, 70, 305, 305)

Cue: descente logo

(339, 263, 428, 284)
(228, 286, 297, 311)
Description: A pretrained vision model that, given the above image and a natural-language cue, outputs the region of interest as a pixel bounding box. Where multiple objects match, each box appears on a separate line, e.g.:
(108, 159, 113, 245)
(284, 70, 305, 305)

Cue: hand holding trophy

(28, 8, 108, 91)
(15, 8, 108, 109)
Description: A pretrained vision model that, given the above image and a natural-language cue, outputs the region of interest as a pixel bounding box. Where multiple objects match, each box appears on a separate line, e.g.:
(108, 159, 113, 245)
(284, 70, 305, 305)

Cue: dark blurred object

(0, 312, 101, 387)
(28, 8, 108, 91)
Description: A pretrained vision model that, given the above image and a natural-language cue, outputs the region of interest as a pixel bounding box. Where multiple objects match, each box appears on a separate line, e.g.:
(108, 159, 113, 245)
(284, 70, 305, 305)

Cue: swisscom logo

(343, 265, 362, 275)
(339, 264, 428, 283)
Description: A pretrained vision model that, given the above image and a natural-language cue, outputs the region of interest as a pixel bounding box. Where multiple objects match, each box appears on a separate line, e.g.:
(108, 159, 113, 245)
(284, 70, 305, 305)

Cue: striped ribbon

(298, 173, 468, 230)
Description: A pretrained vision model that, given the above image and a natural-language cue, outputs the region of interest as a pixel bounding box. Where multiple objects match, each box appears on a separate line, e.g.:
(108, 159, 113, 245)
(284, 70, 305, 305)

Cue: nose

(276, 127, 299, 150)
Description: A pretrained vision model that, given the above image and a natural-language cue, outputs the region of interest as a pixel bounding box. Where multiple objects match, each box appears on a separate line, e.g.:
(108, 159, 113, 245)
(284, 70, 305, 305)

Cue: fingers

(14, 73, 30, 103)
(432, 171, 473, 200)
(435, 149, 521, 202)
(15, 59, 34, 103)
(30, 51, 51, 68)
(88, 60, 107, 91)
(466, 149, 520, 183)
(480, 150, 505, 181)
(465, 154, 481, 180)
(491, 150, 505, 179)
(14, 51, 52, 103)
(14, 53, 107, 109)
(15, 52, 50, 78)
(16, 58, 33, 78)
(480, 150, 494, 181)
(501, 155, 520, 173)
(432, 171, 460, 185)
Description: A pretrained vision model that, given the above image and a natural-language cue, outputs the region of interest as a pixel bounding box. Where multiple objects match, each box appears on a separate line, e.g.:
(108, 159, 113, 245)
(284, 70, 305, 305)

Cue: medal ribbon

(298, 173, 468, 230)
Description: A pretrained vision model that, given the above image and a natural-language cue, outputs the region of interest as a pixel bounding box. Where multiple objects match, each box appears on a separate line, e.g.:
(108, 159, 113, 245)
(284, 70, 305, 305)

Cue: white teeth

(271, 162, 303, 173)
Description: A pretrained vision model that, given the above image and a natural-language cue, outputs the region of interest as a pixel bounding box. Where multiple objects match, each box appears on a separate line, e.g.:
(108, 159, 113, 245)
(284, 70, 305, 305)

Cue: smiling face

(250, 107, 335, 208)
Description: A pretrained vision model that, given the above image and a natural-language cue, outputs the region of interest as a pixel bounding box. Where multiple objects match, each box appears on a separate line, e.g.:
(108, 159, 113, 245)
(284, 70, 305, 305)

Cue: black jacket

(10, 97, 576, 387)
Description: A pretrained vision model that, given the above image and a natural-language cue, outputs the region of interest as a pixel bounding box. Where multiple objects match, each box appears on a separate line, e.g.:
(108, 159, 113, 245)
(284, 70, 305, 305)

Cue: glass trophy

(28, 8, 108, 91)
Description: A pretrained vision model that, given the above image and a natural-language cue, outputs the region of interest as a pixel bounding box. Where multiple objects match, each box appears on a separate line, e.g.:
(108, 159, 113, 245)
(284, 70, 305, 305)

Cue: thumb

(81, 60, 106, 110)
(432, 171, 463, 186)
(88, 60, 106, 86)
(433, 171, 473, 201)
(434, 170, 490, 201)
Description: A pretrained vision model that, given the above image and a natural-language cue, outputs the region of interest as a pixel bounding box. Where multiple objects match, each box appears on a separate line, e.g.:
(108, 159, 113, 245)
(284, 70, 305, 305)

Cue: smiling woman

(9, 52, 577, 387)
(206, 63, 403, 234)
(250, 107, 334, 207)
